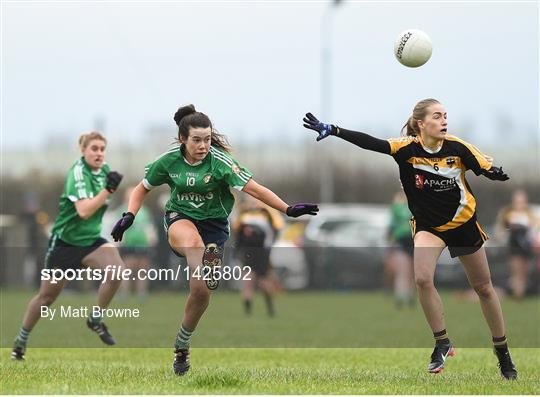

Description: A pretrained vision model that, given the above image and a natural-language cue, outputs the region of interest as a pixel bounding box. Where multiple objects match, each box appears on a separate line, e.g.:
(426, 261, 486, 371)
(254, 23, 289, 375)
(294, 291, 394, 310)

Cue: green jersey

(143, 145, 252, 220)
(51, 157, 110, 246)
(389, 202, 413, 240)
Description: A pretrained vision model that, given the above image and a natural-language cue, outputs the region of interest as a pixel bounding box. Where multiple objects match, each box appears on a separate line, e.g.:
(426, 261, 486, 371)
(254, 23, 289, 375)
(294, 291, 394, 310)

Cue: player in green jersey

(111, 104, 318, 375)
(11, 132, 125, 361)
(116, 187, 157, 301)
(386, 190, 414, 308)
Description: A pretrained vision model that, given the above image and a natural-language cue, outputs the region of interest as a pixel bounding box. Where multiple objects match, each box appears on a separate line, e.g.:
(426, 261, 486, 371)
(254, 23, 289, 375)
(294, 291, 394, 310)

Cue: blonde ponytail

(401, 98, 440, 136)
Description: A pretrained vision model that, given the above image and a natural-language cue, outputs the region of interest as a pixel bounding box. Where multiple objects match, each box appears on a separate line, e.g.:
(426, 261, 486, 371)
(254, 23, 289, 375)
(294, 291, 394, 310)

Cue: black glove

(303, 113, 338, 141)
(111, 212, 135, 242)
(286, 203, 319, 218)
(481, 166, 509, 181)
(105, 171, 123, 193)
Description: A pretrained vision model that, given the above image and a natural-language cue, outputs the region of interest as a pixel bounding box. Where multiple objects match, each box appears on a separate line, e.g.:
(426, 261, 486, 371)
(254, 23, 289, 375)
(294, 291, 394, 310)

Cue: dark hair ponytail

(173, 104, 196, 126)
(174, 104, 231, 152)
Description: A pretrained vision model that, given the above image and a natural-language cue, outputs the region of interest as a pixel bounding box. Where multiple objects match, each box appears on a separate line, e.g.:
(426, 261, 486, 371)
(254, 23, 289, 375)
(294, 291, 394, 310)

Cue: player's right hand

(303, 112, 338, 141)
(111, 212, 135, 242)
(105, 171, 123, 193)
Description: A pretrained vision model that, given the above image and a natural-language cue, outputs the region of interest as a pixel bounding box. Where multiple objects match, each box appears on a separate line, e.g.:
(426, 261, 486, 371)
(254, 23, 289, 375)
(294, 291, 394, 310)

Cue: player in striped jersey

(303, 98, 517, 380)
(11, 132, 125, 361)
(111, 104, 318, 375)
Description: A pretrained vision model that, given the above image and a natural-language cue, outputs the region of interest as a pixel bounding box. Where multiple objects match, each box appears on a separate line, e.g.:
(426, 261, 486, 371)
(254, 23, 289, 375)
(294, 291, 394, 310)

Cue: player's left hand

(286, 203, 319, 217)
(482, 166, 509, 181)
(303, 113, 338, 141)
(105, 171, 123, 193)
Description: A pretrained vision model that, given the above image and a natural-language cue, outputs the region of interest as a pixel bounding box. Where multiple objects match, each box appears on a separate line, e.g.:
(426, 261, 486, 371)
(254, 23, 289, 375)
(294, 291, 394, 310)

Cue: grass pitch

(1, 347, 539, 394)
(1, 289, 539, 394)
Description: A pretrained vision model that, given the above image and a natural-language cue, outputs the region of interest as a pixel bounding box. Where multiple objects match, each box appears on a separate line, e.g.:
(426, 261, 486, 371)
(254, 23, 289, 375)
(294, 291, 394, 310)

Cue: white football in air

(394, 29, 433, 68)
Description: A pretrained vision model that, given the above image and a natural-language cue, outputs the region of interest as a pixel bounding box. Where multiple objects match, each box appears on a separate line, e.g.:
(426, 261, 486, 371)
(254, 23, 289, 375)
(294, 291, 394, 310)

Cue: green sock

(174, 324, 193, 349)
(88, 314, 102, 325)
(14, 326, 31, 348)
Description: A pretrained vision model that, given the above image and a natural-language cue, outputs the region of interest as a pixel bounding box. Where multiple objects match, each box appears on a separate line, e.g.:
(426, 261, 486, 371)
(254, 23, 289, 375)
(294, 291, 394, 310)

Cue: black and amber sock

(434, 329, 450, 346)
(493, 335, 508, 352)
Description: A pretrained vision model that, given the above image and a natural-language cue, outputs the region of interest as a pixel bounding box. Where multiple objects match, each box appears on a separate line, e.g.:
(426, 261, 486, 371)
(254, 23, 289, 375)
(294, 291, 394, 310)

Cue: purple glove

(111, 212, 135, 242)
(286, 203, 319, 218)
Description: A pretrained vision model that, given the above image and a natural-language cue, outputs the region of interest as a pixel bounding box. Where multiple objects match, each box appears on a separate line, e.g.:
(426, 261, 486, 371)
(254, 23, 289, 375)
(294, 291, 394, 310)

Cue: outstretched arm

(303, 112, 391, 154)
(337, 128, 391, 154)
(127, 182, 151, 215)
(242, 179, 288, 213)
(242, 179, 318, 218)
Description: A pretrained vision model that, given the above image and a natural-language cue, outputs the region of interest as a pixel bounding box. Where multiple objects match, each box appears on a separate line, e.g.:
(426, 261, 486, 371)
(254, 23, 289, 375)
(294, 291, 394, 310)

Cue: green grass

(1, 290, 539, 394)
(2, 290, 539, 348)
(1, 347, 539, 394)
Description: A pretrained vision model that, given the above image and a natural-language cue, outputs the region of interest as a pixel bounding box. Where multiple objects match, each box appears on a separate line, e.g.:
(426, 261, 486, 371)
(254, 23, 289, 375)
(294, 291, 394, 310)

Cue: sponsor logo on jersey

(169, 212, 178, 219)
(415, 174, 425, 189)
(169, 173, 181, 179)
(232, 165, 241, 175)
(415, 174, 457, 191)
(203, 174, 212, 184)
(177, 192, 214, 202)
(446, 157, 456, 166)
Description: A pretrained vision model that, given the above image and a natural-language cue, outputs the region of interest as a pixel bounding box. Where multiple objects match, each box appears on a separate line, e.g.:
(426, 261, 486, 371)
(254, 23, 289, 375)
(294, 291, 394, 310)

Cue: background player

(302, 98, 517, 380)
(233, 195, 284, 317)
(495, 189, 538, 299)
(11, 132, 124, 360)
(386, 190, 415, 308)
(111, 104, 318, 375)
(115, 187, 157, 301)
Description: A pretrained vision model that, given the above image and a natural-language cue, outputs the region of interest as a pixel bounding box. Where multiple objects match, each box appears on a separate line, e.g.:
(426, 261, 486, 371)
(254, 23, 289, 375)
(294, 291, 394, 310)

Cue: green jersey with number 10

(143, 145, 252, 220)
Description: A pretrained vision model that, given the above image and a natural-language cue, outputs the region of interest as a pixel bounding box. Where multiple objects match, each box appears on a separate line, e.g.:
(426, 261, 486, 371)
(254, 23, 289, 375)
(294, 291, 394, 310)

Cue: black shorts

(164, 211, 229, 257)
(411, 216, 488, 258)
(44, 235, 109, 270)
(237, 247, 272, 276)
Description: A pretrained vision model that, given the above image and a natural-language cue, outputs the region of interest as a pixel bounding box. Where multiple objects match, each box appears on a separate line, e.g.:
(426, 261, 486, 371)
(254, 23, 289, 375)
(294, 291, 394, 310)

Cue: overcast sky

(2, 0, 538, 150)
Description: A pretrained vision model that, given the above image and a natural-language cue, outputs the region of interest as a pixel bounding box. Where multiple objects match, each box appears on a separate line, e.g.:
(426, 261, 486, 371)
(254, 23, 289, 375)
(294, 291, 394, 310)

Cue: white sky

(2, 0, 538, 150)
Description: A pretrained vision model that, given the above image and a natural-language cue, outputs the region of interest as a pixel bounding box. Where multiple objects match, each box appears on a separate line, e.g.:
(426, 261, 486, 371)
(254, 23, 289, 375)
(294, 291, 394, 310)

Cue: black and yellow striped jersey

(387, 134, 492, 231)
(335, 127, 494, 231)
